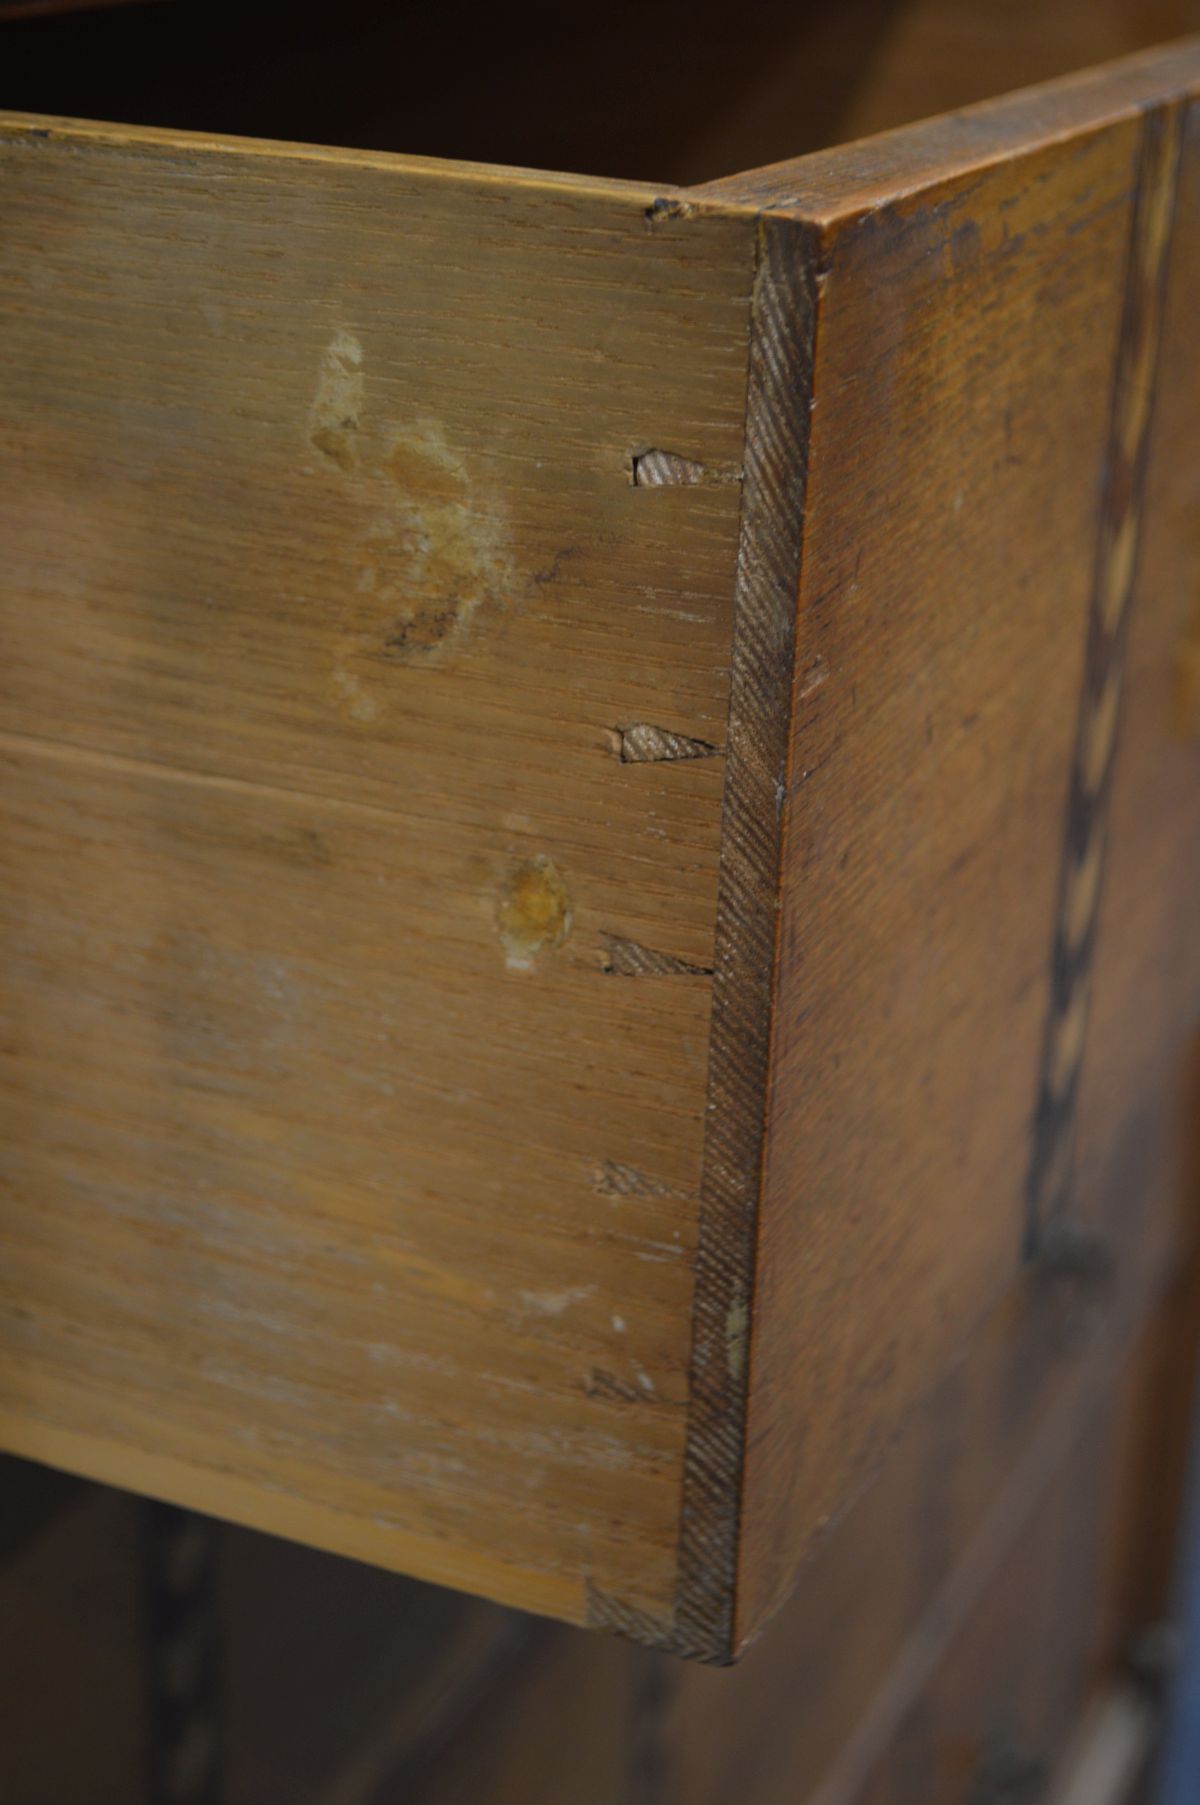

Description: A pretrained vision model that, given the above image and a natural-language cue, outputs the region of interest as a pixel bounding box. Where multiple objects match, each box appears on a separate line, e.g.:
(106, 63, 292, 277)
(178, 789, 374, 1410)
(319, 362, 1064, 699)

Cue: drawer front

(705, 48, 1200, 1647)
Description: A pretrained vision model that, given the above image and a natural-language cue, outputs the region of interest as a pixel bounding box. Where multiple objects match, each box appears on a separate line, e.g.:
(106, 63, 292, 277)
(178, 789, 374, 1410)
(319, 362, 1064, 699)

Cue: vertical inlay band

(1024, 103, 1184, 1249)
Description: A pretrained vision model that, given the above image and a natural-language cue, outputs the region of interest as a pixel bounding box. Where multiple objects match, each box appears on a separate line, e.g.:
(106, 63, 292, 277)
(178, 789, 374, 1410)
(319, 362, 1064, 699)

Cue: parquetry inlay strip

(1024, 104, 1184, 1250)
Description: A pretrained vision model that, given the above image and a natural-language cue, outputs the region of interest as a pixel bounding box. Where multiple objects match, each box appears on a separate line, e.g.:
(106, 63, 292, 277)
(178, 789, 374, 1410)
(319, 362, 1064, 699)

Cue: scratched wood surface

(0, 113, 757, 1636)
(698, 40, 1200, 1652)
(1, 38, 1199, 1662)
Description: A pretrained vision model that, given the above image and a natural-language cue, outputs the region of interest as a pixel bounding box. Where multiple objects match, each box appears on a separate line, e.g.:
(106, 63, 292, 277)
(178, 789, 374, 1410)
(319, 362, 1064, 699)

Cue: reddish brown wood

(688, 40, 1200, 1653)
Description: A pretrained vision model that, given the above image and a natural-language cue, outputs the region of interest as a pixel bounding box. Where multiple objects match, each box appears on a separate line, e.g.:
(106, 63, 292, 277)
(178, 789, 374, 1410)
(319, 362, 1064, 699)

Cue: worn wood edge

(0, 107, 677, 208)
(5, 41, 1199, 230)
(0, 1413, 584, 1627)
(1024, 100, 1187, 1252)
(694, 35, 1200, 223)
(649, 213, 819, 1664)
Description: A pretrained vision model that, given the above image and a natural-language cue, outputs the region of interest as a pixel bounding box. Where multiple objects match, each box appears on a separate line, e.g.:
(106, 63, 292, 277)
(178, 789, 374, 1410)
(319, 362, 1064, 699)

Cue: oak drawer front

(1, 36, 1198, 1663)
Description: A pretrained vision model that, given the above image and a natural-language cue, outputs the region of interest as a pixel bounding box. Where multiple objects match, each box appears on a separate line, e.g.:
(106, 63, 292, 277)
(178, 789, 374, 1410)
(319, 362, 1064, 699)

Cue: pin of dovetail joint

(607, 724, 720, 763)
(1035, 1216, 1115, 1354)
(630, 448, 742, 487)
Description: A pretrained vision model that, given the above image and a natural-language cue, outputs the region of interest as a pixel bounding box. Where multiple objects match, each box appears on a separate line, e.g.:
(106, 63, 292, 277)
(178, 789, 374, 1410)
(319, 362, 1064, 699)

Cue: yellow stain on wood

(374, 422, 513, 660)
(496, 855, 573, 970)
(308, 341, 516, 700)
(312, 340, 518, 720)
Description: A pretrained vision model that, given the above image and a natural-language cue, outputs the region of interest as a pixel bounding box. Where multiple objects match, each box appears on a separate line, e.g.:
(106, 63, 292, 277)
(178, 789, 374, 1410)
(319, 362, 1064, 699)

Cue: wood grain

(0, 112, 756, 1636)
(1025, 101, 1184, 1247)
(1, 39, 1198, 1660)
(700, 36, 1200, 1651)
(1071, 91, 1200, 1288)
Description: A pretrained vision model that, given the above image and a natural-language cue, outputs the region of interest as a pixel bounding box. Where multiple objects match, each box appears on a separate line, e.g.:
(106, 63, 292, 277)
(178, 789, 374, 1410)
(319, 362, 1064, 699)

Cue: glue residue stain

(496, 855, 572, 971)
(307, 332, 516, 723)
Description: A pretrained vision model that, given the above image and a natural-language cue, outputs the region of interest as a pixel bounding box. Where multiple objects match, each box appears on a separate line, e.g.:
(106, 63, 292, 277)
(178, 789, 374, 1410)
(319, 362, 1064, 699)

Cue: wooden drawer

(1, 10, 1198, 1664)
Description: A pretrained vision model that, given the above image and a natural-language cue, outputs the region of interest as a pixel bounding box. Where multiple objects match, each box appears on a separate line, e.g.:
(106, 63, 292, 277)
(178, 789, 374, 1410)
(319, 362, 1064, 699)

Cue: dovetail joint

(609, 724, 721, 764)
(631, 450, 742, 488)
(601, 935, 713, 979)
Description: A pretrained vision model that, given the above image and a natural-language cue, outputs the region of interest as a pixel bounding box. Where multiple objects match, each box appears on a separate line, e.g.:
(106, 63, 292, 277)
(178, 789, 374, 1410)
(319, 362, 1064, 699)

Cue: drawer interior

(2, 0, 1197, 183)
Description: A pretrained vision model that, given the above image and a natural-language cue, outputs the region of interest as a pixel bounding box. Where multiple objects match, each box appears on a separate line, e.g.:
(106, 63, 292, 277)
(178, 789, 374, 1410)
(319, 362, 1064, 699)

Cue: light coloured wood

(0, 111, 756, 1636)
